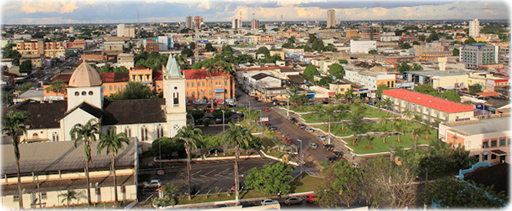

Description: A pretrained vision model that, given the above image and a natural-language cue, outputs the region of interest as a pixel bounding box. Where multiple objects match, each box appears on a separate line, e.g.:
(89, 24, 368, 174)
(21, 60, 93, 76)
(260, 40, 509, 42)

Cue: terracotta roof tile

(183, 69, 232, 79)
(383, 89, 474, 113)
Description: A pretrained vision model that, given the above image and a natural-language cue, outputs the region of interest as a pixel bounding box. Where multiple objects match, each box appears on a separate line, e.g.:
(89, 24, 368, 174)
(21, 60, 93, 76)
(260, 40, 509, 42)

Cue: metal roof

(450, 117, 510, 136)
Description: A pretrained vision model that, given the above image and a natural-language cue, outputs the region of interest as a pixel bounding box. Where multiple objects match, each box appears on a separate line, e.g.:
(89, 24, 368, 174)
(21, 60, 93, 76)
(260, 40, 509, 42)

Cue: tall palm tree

(59, 190, 83, 207)
(203, 59, 233, 108)
(403, 109, 413, 126)
(70, 118, 101, 206)
(222, 123, 253, 205)
(2, 111, 31, 209)
(97, 127, 130, 206)
(176, 125, 203, 200)
(344, 89, 354, 104)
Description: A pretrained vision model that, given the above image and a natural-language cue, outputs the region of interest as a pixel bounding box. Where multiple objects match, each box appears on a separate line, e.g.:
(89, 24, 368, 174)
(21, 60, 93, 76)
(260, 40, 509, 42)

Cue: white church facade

(11, 54, 189, 151)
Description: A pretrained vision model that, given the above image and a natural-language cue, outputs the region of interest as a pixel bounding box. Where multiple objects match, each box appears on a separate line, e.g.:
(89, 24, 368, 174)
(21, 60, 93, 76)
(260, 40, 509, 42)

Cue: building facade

(469, 18, 480, 38)
(459, 44, 497, 69)
(183, 69, 235, 104)
(327, 10, 335, 28)
(350, 40, 377, 54)
(186, 16, 193, 29)
(117, 53, 134, 70)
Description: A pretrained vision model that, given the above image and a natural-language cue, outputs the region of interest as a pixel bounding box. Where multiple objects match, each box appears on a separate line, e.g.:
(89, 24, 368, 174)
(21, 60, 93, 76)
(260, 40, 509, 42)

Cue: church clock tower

(163, 54, 187, 137)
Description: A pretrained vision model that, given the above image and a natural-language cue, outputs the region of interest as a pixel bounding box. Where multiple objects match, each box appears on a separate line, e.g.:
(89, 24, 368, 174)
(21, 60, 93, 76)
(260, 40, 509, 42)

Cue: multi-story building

(439, 116, 510, 164)
(117, 24, 125, 37)
(117, 24, 135, 38)
(251, 19, 259, 30)
(260, 36, 276, 44)
(144, 39, 159, 52)
(12, 40, 65, 58)
(420, 51, 453, 61)
(194, 16, 203, 29)
(346, 30, 358, 39)
(186, 16, 193, 29)
(183, 69, 235, 103)
(344, 65, 396, 98)
(117, 54, 134, 70)
(232, 19, 242, 29)
(350, 40, 377, 54)
(469, 18, 480, 38)
(404, 70, 469, 90)
(360, 26, 380, 41)
(382, 89, 474, 123)
(459, 44, 497, 69)
(327, 10, 336, 28)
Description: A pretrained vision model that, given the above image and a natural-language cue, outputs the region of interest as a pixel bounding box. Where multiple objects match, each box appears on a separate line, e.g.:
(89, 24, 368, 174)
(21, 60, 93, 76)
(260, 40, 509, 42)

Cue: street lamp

(297, 139, 303, 180)
(222, 110, 226, 153)
(247, 100, 251, 126)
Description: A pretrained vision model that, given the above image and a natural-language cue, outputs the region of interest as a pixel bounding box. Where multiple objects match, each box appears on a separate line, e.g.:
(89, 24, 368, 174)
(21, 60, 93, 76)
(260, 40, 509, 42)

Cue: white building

(469, 18, 480, 38)
(350, 40, 377, 54)
(327, 10, 335, 28)
(344, 65, 396, 97)
(117, 53, 134, 70)
(117, 24, 125, 37)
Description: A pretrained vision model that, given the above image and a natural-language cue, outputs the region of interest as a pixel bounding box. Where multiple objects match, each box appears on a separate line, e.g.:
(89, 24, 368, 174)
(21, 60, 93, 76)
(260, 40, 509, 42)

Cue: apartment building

(344, 65, 396, 98)
(404, 70, 469, 90)
(382, 89, 474, 123)
(117, 53, 134, 70)
(360, 26, 380, 41)
(469, 18, 480, 38)
(183, 69, 235, 103)
(346, 30, 358, 39)
(439, 116, 510, 164)
(459, 44, 498, 69)
(12, 40, 65, 58)
(327, 10, 336, 28)
(350, 40, 377, 54)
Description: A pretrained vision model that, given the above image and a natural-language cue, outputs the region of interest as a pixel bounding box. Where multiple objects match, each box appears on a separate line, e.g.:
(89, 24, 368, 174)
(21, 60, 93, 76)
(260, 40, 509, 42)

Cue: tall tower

(327, 9, 335, 28)
(186, 16, 193, 29)
(239, 11, 243, 29)
(469, 18, 480, 38)
(163, 54, 187, 137)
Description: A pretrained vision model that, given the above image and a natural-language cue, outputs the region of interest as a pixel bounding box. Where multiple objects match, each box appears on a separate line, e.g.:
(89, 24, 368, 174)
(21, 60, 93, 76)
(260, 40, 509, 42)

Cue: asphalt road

(235, 88, 340, 171)
(138, 157, 277, 201)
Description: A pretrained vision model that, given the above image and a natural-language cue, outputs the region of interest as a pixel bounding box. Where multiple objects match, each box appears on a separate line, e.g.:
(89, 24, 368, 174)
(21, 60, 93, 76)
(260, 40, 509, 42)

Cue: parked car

(334, 151, 344, 157)
(298, 123, 306, 129)
(305, 128, 314, 133)
(323, 144, 335, 151)
(352, 162, 360, 168)
(306, 194, 318, 203)
(264, 107, 271, 112)
(230, 182, 244, 191)
(309, 143, 318, 149)
(284, 196, 303, 205)
(261, 199, 279, 206)
(327, 155, 339, 163)
(287, 115, 293, 120)
(317, 135, 326, 141)
(143, 179, 160, 188)
(269, 126, 277, 131)
(290, 118, 298, 124)
(284, 137, 293, 145)
(208, 148, 221, 155)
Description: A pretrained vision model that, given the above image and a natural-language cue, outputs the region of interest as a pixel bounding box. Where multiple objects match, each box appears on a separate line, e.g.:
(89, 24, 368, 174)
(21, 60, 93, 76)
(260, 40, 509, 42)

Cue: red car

(264, 107, 271, 112)
(306, 194, 318, 203)
(284, 137, 293, 145)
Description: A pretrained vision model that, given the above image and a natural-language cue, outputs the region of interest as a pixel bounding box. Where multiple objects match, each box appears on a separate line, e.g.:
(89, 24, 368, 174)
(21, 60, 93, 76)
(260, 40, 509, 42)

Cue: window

(483, 141, 489, 148)
(88, 91, 93, 95)
(121, 85, 124, 90)
(197, 82, 200, 87)
(491, 140, 497, 147)
(209, 81, 212, 87)
(52, 132, 59, 142)
(202, 81, 205, 86)
(156, 124, 163, 139)
(500, 138, 506, 146)
(109, 85, 112, 90)
(125, 127, 131, 137)
(141, 126, 148, 141)
(41, 192, 47, 199)
(191, 82, 194, 87)
(146, 75, 150, 81)
(187, 82, 189, 87)
(81, 91, 86, 96)
(75, 91, 79, 96)
(225, 81, 227, 86)
(114, 85, 118, 90)
(13, 195, 19, 202)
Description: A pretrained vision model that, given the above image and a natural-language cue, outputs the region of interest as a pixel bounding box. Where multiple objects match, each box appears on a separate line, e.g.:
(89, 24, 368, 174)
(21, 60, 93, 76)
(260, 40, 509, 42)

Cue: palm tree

(2, 111, 31, 209)
(203, 59, 233, 108)
(176, 125, 203, 200)
(59, 190, 83, 207)
(222, 123, 253, 205)
(70, 118, 101, 206)
(344, 89, 354, 104)
(382, 98, 393, 117)
(403, 109, 413, 126)
(97, 127, 130, 206)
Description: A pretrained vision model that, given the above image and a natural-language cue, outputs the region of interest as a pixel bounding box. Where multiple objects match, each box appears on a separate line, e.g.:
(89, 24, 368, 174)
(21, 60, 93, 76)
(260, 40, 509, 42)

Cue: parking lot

(138, 157, 278, 201)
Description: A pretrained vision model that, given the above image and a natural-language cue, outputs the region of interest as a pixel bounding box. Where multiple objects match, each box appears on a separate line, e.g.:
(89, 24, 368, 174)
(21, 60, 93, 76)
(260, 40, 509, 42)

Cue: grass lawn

(54, 200, 135, 209)
(265, 150, 284, 158)
(238, 118, 263, 133)
(289, 174, 323, 193)
(315, 120, 434, 137)
(345, 131, 437, 154)
(299, 104, 394, 123)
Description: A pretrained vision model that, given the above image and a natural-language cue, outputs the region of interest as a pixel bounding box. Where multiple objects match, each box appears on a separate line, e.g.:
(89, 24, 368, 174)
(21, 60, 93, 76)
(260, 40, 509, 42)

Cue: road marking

(192, 170, 202, 175)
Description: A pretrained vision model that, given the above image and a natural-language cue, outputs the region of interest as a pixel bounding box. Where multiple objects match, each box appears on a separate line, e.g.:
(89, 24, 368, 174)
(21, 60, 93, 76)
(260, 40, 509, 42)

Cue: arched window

(141, 126, 148, 141)
(52, 132, 59, 142)
(32, 133, 39, 139)
(125, 127, 131, 137)
(173, 86, 179, 105)
(156, 124, 163, 139)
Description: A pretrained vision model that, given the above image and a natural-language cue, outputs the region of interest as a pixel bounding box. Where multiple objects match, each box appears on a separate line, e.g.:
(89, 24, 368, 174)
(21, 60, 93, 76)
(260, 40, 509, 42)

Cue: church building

(10, 54, 189, 151)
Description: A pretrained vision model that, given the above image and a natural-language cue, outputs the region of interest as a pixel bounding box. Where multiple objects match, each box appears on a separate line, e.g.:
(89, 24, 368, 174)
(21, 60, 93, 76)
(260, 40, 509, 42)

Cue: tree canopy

(107, 82, 161, 100)
(469, 84, 483, 94)
(302, 64, 320, 81)
(256, 46, 270, 56)
(328, 63, 344, 80)
(245, 162, 294, 195)
(19, 60, 32, 74)
(316, 161, 361, 208)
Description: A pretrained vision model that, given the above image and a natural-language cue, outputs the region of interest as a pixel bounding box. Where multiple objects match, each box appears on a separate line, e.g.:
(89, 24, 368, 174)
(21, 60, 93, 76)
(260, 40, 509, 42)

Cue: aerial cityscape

(0, 0, 510, 209)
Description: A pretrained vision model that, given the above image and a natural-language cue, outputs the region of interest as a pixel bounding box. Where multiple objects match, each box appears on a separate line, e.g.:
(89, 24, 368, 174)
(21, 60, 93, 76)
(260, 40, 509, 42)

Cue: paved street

(138, 157, 277, 202)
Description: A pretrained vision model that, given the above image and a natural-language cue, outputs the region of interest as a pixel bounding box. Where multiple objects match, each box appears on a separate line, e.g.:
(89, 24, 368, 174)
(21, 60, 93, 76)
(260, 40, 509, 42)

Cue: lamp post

(328, 115, 331, 144)
(297, 139, 303, 180)
(247, 100, 251, 126)
(222, 110, 226, 153)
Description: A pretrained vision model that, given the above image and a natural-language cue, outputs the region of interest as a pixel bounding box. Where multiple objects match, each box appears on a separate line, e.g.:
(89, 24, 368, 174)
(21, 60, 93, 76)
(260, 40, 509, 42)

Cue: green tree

(100, 64, 114, 73)
(59, 190, 83, 207)
(442, 91, 461, 102)
(19, 60, 32, 74)
(328, 63, 344, 79)
(302, 64, 320, 81)
(426, 32, 439, 42)
(70, 118, 101, 206)
(189, 42, 196, 50)
(339, 59, 348, 64)
(464, 37, 477, 45)
(469, 84, 482, 94)
(400, 42, 412, 49)
(412, 63, 423, 71)
(222, 123, 253, 205)
(419, 35, 426, 41)
(344, 89, 355, 104)
(368, 49, 378, 55)
(176, 125, 203, 200)
(347, 104, 367, 145)
(3, 111, 31, 209)
(2, 91, 14, 106)
(97, 127, 130, 206)
(181, 48, 194, 57)
(316, 161, 361, 208)
(376, 85, 389, 98)
(113, 66, 129, 73)
(45, 79, 67, 96)
(223, 45, 233, 56)
(18, 82, 33, 94)
(397, 62, 412, 72)
(108, 82, 160, 100)
(245, 162, 294, 195)
(453, 48, 460, 56)
(422, 177, 507, 208)
(312, 39, 324, 51)
(205, 43, 215, 52)
(256, 46, 270, 56)
(317, 76, 333, 86)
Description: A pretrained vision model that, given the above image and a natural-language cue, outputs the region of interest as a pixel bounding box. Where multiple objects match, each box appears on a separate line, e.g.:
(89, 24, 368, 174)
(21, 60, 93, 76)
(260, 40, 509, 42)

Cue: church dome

(69, 62, 102, 87)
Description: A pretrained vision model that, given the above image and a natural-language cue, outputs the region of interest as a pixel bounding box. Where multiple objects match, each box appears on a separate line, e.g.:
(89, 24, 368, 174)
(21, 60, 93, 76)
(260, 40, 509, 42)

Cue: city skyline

(0, 0, 510, 25)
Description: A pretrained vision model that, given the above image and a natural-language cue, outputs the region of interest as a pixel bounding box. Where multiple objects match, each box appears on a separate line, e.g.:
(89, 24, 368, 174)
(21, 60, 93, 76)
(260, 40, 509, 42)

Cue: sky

(1, 0, 510, 25)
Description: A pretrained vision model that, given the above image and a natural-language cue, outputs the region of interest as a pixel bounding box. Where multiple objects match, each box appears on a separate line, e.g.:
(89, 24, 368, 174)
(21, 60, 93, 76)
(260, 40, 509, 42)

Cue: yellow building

(13, 40, 65, 58)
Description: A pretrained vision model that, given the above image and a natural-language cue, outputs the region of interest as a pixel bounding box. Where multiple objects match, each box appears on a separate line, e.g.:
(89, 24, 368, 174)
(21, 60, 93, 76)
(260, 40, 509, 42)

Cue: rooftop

(450, 117, 510, 135)
(382, 89, 474, 113)
(68, 62, 102, 87)
(183, 69, 231, 79)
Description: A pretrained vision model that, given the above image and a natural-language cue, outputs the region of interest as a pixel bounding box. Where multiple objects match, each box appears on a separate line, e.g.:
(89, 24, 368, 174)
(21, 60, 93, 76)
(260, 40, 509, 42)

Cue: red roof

(476, 92, 501, 97)
(100, 72, 129, 83)
(153, 71, 164, 81)
(133, 64, 149, 70)
(183, 69, 232, 79)
(382, 89, 474, 113)
(51, 74, 72, 83)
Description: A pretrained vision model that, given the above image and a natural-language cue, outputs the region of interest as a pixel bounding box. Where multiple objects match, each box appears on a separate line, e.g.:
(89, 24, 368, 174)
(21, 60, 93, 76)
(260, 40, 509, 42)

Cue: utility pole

(328, 115, 331, 144)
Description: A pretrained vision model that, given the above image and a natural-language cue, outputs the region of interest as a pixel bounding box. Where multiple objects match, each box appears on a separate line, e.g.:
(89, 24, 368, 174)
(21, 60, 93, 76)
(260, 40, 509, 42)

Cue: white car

(317, 135, 326, 141)
(261, 199, 279, 205)
(144, 179, 161, 188)
(305, 128, 314, 133)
